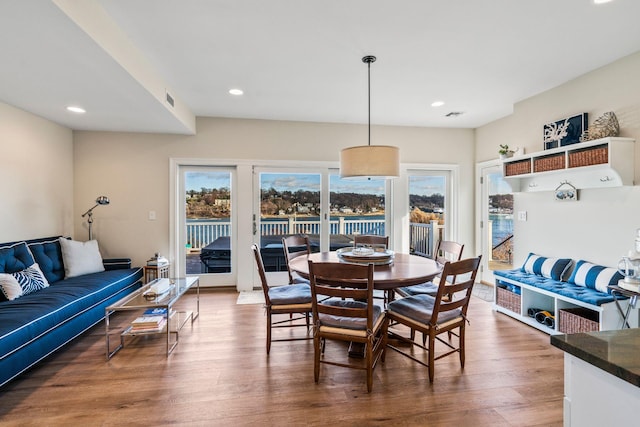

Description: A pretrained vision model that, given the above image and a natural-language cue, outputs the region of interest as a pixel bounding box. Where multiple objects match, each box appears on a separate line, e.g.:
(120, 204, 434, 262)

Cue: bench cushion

(495, 269, 618, 306)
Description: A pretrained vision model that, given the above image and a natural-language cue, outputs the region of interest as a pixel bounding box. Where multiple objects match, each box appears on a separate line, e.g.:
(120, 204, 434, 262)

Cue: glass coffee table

(105, 277, 199, 359)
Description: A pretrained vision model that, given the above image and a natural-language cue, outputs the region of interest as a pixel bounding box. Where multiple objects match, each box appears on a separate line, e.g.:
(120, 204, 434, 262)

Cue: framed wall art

(554, 181, 578, 202)
(543, 113, 588, 150)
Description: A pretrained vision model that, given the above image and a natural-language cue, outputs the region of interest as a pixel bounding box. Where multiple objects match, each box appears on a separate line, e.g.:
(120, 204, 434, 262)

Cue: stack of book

(130, 307, 172, 332)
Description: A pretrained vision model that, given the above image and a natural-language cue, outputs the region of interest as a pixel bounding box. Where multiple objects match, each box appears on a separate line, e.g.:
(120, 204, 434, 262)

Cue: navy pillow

(28, 237, 65, 283)
(521, 253, 572, 281)
(0, 241, 36, 275)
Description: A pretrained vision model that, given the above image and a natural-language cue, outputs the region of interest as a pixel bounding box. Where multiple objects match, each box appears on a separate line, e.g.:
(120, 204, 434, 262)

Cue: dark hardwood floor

(0, 289, 564, 426)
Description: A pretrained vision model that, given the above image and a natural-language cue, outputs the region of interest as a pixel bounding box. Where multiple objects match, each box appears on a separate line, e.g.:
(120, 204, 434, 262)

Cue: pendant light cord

(362, 55, 376, 147)
(367, 58, 371, 147)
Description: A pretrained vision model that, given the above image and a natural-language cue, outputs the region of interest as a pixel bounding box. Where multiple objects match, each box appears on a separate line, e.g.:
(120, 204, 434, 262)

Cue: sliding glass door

(256, 170, 322, 279)
(329, 172, 387, 250)
(178, 165, 236, 286)
(478, 162, 514, 284)
(171, 161, 457, 290)
(407, 171, 450, 258)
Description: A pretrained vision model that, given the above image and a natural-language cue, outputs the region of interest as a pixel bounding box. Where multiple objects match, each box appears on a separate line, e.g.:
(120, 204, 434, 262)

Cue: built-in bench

(493, 254, 637, 334)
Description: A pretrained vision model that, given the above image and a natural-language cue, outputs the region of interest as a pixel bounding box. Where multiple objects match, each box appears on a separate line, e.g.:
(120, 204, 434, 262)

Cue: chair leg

(366, 338, 373, 393)
(314, 335, 321, 383)
(428, 332, 436, 383)
(459, 325, 466, 369)
(266, 311, 272, 355)
(381, 319, 388, 363)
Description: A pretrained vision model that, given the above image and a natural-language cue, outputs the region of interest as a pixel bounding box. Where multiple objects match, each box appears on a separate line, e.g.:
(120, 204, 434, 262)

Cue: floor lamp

(81, 196, 110, 240)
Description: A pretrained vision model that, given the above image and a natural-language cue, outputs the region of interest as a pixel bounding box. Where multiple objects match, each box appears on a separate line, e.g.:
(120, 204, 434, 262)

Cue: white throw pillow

(59, 238, 105, 278)
(0, 274, 23, 300)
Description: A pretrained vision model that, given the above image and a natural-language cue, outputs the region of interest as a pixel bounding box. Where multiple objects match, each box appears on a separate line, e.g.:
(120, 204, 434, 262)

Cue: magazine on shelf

(143, 307, 169, 317)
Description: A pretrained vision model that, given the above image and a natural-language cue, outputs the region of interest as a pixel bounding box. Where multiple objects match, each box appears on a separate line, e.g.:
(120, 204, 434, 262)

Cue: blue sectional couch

(0, 236, 143, 387)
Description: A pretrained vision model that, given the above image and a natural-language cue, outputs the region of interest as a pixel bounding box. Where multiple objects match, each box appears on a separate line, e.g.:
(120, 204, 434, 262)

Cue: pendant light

(339, 55, 400, 179)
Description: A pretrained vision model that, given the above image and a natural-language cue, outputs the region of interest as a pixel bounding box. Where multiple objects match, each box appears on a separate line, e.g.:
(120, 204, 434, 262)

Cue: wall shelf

(502, 137, 635, 192)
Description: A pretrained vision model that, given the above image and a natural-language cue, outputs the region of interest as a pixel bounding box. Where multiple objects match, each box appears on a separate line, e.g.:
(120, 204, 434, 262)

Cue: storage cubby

(501, 137, 635, 192)
(496, 286, 521, 313)
(533, 152, 564, 173)
(558, 307, 599, 334)
(493, 277, 638, 334)
(504, 159, 531, 177)
(567, 143, 608, 168)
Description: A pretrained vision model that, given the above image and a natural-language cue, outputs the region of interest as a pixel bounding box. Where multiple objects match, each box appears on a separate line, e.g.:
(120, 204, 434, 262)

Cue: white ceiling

(1, 0, 639, 134)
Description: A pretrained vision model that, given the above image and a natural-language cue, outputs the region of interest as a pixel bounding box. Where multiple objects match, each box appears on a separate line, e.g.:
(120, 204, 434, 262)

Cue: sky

(185, 171, 456, 195)
(488, 172, 512, 195)
(186, 171, 231, 192)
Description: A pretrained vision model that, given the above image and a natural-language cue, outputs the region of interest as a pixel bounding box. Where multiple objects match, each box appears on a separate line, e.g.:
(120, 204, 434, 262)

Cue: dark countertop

(551, 328, 640, 387)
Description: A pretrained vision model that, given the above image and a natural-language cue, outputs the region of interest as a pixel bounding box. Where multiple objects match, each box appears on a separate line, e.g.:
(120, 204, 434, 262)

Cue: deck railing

(409, 220, 442, 258)
(186, 218, 442, 257)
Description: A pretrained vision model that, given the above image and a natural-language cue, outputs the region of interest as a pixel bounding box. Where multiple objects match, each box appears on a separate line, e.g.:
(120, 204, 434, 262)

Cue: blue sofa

(0, 236, 143, 387)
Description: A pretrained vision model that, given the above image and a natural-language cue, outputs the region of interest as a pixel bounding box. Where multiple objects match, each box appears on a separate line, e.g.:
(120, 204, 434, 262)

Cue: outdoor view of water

(186, 215, 387, 248)
(188, 214, 511, 248)
(490, 214, 513, 247)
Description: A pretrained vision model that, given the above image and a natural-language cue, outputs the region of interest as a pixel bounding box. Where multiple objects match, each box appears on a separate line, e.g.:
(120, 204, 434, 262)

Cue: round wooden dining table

(288, 251, 441, 290)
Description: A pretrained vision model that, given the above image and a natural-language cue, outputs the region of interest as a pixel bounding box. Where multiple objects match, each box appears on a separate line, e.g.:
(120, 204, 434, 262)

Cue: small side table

(144, 264, 170, 283)
(608, 284, 639, 329)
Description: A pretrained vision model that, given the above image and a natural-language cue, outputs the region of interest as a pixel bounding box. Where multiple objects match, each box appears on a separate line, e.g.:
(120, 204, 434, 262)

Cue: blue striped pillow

(568, 260, 623, 293)
(521, 253, 572, 281)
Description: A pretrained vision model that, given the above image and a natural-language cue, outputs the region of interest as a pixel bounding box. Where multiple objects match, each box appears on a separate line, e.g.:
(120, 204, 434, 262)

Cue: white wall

(73, 118, 475, 275)
(0, 101, 73, 242)
(476, 51, 640, 267)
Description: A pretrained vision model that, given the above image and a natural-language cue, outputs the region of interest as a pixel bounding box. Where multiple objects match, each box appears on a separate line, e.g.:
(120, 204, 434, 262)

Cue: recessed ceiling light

(66, 106, 86, 114)
(593, 0, 613, 4)
(229, 89, 244, 96)
(431, 101, 445, 107)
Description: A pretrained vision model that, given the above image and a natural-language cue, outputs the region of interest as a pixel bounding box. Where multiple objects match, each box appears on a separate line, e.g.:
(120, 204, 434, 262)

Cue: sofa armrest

(103, 258, 132, 270)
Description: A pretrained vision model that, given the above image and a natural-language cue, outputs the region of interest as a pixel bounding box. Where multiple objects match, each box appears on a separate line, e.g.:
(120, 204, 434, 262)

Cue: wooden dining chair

(353, 234, 391, 303)
(282, 235, 311, 284)
(252, 244, 312, 354)
(308, 260, 388, 393)
(386, 256, 481, 383)
(353, 234, 389, 249)
(396, 239, 464, 298)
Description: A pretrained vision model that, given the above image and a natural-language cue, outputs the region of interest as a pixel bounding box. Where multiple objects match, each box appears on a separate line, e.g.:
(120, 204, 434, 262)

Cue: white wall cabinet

(502, 137, 635, 192)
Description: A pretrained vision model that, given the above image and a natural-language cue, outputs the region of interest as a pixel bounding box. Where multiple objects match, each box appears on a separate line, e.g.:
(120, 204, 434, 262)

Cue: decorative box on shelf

(501, 137, 635, 192)
(567, 143, 608, 168)
(533, 153, 565, 173)
(496, 286, 521, 313)
(504, 159, 531, 177)
(558, 308, 599, 334)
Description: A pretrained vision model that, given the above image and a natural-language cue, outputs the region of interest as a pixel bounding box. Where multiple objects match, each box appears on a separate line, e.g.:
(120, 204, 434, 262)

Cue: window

(408, 172, 448, 257)
(329, 173, 386, 249)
